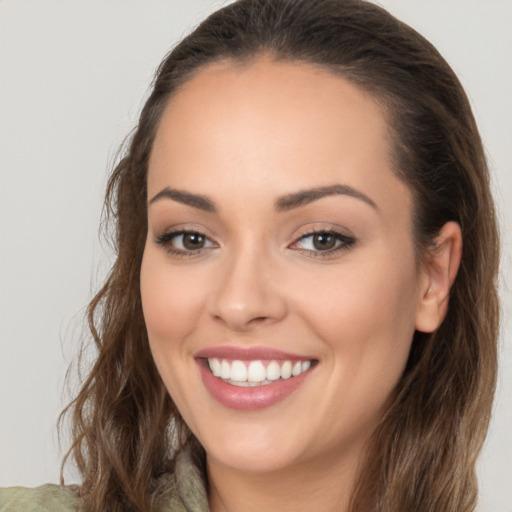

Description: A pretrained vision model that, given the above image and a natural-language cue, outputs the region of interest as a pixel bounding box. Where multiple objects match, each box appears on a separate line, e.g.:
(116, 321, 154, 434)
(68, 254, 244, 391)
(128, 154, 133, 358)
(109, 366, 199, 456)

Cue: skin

(140, 57, 461, 512)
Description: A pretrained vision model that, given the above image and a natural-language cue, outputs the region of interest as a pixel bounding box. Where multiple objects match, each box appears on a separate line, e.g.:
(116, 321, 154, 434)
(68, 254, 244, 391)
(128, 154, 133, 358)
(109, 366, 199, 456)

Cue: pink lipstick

(195, 346, 317, 411)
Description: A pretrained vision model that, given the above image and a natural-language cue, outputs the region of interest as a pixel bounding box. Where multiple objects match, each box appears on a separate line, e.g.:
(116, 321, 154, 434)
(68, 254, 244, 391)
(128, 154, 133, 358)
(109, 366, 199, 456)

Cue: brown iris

(182, 232, 206, 250)
(312, 233, 337, 251)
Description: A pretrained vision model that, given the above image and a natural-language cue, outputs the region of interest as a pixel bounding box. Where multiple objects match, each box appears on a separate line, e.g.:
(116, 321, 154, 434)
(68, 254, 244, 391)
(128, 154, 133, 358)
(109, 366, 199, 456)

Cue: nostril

(212, 313, 269, 327)
(208, 274, 288, 330)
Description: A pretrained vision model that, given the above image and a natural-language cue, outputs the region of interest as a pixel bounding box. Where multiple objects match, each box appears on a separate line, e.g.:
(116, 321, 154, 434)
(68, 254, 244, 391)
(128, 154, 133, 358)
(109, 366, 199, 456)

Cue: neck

(207, 445, 364, 512)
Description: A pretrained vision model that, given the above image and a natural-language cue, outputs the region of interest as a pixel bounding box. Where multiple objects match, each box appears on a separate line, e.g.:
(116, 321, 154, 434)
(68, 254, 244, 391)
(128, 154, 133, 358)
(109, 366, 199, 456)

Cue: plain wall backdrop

(1, 1, 511, 510)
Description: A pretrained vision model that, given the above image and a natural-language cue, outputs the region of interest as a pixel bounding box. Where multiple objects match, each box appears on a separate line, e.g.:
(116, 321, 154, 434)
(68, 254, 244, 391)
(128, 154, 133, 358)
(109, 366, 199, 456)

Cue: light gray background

(1, 1, 511, 510)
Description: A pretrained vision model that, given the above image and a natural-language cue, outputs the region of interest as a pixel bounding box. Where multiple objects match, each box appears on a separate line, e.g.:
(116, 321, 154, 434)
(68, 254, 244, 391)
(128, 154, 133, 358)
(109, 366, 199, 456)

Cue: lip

(195, 345, 314, 361)
(195, 345, 317, 411)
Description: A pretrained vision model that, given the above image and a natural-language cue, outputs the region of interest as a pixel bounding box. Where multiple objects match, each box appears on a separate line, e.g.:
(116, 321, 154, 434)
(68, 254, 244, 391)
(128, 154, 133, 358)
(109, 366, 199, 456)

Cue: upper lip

(195, 345, 316, 361)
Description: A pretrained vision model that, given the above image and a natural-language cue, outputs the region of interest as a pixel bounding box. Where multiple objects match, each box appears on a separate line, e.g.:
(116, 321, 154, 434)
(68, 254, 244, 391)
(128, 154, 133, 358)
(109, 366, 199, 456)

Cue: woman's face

(141, 58, 432, 474)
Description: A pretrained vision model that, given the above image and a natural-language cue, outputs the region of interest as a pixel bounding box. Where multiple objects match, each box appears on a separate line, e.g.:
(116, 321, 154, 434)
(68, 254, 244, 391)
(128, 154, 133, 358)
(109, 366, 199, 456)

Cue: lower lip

(197, 360, 313, 411)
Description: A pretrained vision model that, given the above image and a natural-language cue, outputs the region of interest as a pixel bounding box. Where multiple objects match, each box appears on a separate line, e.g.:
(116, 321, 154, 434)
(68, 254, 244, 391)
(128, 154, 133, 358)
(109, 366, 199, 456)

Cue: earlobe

(414, 221, 462, 333)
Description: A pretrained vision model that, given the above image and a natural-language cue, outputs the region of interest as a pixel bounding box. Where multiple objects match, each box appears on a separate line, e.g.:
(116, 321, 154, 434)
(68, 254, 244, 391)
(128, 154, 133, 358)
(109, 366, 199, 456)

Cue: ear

(415, 221, 462, 333)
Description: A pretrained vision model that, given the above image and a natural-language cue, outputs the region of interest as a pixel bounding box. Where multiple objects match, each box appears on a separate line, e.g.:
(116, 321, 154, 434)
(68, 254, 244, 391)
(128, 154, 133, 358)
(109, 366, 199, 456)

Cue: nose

(208, 246, 288, 332)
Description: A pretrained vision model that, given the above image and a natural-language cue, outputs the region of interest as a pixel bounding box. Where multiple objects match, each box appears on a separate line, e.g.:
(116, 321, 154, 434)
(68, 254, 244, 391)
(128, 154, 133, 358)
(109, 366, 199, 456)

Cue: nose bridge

(209, 237, 287, 331)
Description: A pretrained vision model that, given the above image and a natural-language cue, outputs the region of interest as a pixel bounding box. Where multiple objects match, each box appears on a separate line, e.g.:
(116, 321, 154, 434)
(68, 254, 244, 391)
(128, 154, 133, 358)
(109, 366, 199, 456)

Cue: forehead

(154, 57, 391, 163)
(148, 57, 411, 221)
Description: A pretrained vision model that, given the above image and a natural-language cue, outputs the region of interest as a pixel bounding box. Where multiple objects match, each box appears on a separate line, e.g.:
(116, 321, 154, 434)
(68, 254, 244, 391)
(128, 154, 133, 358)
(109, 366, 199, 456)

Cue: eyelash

(292, 229, 356, 257)
(154, 228, 356, 258)
(155, 230, 216, 257)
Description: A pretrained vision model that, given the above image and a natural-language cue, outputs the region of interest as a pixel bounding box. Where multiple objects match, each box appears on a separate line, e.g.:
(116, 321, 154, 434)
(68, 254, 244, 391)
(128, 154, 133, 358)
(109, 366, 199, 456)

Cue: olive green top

(0, 484, 79, 512)
(0, 446, 209, 511)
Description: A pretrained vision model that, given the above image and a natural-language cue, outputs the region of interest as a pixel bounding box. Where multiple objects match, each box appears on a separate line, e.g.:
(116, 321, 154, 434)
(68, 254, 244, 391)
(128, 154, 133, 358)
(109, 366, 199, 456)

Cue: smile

(195, 347, 317, 410)
(208, 358, 312, 386)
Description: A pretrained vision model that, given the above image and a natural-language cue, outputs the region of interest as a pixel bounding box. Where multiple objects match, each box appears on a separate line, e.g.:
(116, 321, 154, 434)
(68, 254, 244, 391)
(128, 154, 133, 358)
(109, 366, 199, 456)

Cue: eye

(291, 230, 355, 255)
(155, 230, 217, 255)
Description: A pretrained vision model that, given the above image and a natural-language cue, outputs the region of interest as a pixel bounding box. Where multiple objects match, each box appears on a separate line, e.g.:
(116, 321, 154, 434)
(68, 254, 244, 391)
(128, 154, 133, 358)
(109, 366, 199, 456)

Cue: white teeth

(228, 379, 253, 387)
(231, 360, 248, 382)
(210, 358, 222, 377)
(221, 359, 231, 380)
(280, 361, 292, 379)
(248, 361, 266, 382)
(208, 357, 314, 384)
(225, 379, 273, 387)
(266, 361, 281, 381)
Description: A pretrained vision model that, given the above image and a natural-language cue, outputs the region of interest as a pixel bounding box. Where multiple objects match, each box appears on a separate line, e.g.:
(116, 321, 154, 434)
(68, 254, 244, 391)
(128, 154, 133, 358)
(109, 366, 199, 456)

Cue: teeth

(231, 360, 248, 381)
(248, 361, 266, 382)
(221, 359, 231, 380)
(207, 358, 314, 384)
(281, 361, 292, 379)
(226, 379, 272, 387)
(301, 360, 311, 372)
(266, 361, 281, 381)
(210, 358, 221, 377)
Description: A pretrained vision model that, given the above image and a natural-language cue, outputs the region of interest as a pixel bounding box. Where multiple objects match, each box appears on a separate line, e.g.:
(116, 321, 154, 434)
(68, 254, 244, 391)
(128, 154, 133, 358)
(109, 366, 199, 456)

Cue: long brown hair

(61, 1, 500, 510)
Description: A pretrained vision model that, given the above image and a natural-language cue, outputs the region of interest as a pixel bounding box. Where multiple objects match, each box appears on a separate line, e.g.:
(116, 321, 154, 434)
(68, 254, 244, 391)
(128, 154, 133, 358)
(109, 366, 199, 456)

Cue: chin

(205, 440, 302, 475)
(193, 411, 324, 475)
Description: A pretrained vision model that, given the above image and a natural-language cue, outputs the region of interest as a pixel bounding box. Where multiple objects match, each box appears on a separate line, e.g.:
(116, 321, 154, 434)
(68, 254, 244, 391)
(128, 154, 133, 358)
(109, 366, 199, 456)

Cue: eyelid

(152, 223, 355, 258)
(289, 227, 356, 257)
(154, 226, 219, 257)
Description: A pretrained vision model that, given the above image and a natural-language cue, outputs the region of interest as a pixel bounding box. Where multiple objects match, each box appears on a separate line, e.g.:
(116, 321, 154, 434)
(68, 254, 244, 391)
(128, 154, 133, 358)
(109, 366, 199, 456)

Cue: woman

(0, 0, 500, 511)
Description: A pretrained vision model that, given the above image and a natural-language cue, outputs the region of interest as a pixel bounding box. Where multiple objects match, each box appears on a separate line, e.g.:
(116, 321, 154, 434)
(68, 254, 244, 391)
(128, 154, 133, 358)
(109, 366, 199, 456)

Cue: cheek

(140, 249, 205, 344)
(296, 249, 419, 388)
(139, 246, 207, 419)
(303, 258, 417, 327)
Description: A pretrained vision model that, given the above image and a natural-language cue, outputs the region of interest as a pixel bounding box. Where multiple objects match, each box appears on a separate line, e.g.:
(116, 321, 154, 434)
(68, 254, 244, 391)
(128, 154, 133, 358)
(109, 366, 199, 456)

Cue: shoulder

(0, 484, 79, 511)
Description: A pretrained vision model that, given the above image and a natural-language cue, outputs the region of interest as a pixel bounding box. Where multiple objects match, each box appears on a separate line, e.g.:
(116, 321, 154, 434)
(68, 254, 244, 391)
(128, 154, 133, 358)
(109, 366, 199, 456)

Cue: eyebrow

(148, 183, 378, 213)
(275, 184, 378, 212)
(149, 187, 217, 212)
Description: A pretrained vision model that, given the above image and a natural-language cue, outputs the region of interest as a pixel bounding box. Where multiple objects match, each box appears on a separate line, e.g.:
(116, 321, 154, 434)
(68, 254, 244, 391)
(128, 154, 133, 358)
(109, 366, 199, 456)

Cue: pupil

(183, 233, 204, 250)
(313, 234, 336, 250)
